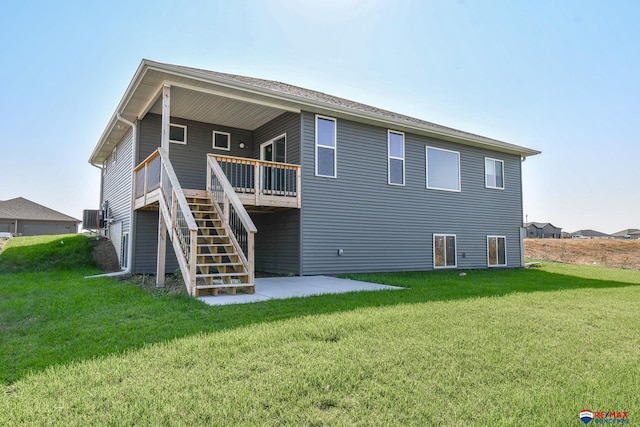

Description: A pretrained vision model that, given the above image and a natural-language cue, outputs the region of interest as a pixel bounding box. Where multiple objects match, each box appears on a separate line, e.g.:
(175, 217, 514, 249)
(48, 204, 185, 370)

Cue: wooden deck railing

(207, 155, 257, 286)
(208, 154, 301, 208)
(133, 150, 162, 207)
(134, 148, 199, 294)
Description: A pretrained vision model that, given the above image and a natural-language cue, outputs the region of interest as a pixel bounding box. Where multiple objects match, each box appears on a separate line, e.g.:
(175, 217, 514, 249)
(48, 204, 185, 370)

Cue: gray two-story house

(89, 59, 540, 296)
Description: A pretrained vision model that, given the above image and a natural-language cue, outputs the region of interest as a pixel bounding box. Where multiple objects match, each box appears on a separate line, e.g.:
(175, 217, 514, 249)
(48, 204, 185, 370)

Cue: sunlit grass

(1, 235, 639, 425)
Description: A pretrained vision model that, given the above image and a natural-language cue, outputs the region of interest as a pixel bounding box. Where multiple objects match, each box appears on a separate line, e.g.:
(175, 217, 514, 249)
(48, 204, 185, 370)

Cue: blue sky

(1, 0, 638, 234)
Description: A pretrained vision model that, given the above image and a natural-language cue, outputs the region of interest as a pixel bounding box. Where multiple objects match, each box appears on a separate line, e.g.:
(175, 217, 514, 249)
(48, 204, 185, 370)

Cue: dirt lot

(524, 238, 640, 270)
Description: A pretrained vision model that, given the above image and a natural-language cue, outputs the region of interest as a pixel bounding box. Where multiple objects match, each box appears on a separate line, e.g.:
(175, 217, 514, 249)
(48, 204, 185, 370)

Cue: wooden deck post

(161, 83, 171, 154)
(254, 161, 260, 205)
(156, 209, 167, 287)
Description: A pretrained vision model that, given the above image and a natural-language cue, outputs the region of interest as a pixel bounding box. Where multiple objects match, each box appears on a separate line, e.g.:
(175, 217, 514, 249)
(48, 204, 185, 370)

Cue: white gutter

(86, 112, 136, 279)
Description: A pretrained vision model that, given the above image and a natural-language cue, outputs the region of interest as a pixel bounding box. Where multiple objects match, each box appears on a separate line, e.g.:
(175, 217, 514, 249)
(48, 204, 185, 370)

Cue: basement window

(434, 234, 457, 268)
(487, 236, 507, 267)
(213, 131, 231, 151)
(169, 124, 187, 144)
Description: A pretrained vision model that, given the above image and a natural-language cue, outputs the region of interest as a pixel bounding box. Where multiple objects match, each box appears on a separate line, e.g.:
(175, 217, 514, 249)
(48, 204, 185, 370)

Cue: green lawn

(1, 235, 639, 426)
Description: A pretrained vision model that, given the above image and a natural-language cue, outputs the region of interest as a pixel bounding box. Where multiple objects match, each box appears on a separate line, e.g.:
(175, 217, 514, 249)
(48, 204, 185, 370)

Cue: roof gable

(0, 197, 80, 222)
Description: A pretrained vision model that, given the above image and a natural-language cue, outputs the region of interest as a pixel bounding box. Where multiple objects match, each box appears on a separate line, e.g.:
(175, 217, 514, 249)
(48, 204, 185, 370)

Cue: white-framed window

(485, 157, 504, 189)
(121, 232, 129, 268)
(426, 146, 460, 192)
(315, 115, 337, 178)
(111, 145, 118, 164)
(261, 133, 286, 163)
(434, 234, 457, 268)
(213, 131, 231, 151)
(388, 130, 405, 186)
(487, 236, 507, 267)
(169, 123, 187, 144)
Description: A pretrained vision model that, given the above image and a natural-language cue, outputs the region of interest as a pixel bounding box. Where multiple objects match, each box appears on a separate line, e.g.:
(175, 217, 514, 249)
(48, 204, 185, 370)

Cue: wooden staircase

(187, 194, 255, 296)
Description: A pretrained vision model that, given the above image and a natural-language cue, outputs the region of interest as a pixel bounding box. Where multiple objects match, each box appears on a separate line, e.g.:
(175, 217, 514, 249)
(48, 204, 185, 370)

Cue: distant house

(570, 229, 611, 239)
(0, 197, 80, 236)
(611, 229, 640, 240)
(525, 222, 562, 239)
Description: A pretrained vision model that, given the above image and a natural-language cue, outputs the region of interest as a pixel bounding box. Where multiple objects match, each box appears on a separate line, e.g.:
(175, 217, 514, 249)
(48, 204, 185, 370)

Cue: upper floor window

(485, 158, 504, 189)
(426, 146, 460, 192)
(388, 131, 405, 186)
(213, 131, 231, 151)
(487, 236, 507, 267)
(315, 115, 337, 178)
(169, 124, 187, 144)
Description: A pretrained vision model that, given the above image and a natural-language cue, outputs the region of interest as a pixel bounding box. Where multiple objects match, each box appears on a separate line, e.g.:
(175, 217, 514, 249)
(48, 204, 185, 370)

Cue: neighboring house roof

(0, 197, 80, 223)
(570, 229, 610, 238)
(525, 222, 561, 230)
(90, 59, 541, 165)
(611, 228, 640, 237)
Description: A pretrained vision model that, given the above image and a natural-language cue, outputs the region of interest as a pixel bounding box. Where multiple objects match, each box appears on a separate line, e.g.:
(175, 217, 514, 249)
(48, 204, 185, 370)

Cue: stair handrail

(156, 148, 199, 294)
(206, 155, 257, 285)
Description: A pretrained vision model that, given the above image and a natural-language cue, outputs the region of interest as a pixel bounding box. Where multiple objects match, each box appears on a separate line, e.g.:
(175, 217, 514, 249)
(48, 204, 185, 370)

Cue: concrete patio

(198, 275, 402, 306)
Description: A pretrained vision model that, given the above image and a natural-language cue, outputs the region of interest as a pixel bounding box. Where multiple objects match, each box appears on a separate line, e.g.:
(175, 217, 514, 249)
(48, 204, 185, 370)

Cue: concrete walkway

(198, 275, 402, 306)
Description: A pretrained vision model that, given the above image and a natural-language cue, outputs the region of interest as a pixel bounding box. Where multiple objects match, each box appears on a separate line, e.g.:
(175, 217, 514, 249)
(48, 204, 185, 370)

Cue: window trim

(425, 146, 461, 192)
(388, 130, 405, 186)
(315, 114, 337, 178)
(169, 123, 187, 145)
(433, 233, 457, 269)
(487, 235, 507, 267)
(485, 157, 505, 190)
(212, 130, 231, 151)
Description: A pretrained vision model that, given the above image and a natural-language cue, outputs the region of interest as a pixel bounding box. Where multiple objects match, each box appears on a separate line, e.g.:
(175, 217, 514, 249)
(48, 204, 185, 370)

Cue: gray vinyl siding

(253, 112, 301, 165)
(102, 127, 133, 262)
(139, 113, 254, 190)
(299, 112, 523, 275)
(132, 210, 179, 274)
(253, 210, 300, 274)
(253, 112, 302, 273)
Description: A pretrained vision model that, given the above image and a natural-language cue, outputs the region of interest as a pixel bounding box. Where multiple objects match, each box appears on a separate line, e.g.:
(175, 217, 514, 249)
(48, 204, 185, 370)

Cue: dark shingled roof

(168, 62, 519, 148)
(0, 197, 80, 222)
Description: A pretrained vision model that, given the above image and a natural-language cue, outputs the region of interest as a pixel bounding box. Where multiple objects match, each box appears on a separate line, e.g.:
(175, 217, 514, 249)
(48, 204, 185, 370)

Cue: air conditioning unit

(83, 209, 105, 230)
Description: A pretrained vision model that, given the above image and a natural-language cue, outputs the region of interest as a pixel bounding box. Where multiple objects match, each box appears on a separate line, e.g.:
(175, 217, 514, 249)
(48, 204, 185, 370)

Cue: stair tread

(195, 283, 253, 289)
(196, 272, 249, 278)
(197, 262, 243, 267)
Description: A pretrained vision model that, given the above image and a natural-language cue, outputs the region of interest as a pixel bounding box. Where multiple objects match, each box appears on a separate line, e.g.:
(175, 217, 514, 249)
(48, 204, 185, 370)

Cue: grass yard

(1, 235, 639, 425)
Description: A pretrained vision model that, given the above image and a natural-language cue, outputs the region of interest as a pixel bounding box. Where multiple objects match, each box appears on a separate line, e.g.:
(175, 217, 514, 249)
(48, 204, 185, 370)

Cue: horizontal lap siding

(253, 210, 300, 274)
(132, 210, 179, 274)
(253, 112, 302, 273)
(300, 112, 523, 275)
(253, 112, 301, 164)
(139, 114, 254, 190)
(103, 128, 133, 258)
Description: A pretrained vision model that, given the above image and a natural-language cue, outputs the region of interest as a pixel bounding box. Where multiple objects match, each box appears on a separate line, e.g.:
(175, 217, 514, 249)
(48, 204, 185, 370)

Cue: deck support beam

(156, 209, 167, 287)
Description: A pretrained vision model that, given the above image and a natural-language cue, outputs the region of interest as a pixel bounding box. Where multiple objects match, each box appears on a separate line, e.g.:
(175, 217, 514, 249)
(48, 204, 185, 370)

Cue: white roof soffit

(90, 60, 540, 164)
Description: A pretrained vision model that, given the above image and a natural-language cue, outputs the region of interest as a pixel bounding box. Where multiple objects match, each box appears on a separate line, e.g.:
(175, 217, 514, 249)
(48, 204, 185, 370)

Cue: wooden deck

(134, 153, 301, 211)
